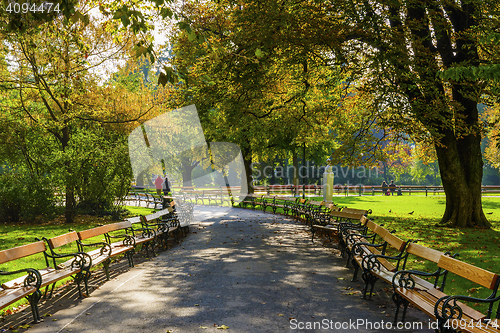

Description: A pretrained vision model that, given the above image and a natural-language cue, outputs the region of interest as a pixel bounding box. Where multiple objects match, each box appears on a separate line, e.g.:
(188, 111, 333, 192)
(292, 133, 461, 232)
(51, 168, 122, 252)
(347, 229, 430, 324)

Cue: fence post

(425, 186, 428, 196)
(372, 187, 375, 196)
(359, 185, 362, 196)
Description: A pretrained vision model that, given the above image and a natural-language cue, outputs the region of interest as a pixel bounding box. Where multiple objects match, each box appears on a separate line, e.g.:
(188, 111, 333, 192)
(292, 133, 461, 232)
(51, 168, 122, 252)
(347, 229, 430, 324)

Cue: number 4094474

(5, 2, 60, 14)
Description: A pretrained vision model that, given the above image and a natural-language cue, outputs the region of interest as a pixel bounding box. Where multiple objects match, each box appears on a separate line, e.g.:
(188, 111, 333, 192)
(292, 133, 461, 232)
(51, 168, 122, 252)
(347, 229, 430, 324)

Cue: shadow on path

(3, 207, 432, 333)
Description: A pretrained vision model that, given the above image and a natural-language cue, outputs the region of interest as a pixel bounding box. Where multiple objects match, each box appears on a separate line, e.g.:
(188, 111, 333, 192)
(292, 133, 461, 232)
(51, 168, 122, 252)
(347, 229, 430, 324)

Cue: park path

(22, 206, 431, 333)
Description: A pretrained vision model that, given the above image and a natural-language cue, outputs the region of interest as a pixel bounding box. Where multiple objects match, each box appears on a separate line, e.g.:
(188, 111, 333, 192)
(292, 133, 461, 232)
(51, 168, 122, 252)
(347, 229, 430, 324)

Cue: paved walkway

(12, 207, 431, 333)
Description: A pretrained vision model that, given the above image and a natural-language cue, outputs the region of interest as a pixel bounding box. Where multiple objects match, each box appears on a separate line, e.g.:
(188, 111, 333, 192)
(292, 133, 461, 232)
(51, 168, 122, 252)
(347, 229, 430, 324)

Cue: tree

(159, 1, 352, 192)
(332, 0, 492, 227)
(0, 1, 161, 222)
(202, 0, 493, 228)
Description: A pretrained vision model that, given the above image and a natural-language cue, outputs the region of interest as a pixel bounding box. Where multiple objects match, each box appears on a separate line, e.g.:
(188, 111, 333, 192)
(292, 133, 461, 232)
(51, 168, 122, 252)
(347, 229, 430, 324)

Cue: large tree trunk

(61, 127, 76, 224)
(242, 149, 254, 195)
(435, 130, 489, 228)
(65, 182, 75, 224)
(292, 152, 299, 189)
(180, 156, 197, 187)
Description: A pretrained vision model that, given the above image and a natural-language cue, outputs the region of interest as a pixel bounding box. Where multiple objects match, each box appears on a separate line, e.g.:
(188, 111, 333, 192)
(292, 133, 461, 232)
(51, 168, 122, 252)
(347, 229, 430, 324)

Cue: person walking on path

(154, 175, 163, 195)
(162, 175, 171, 196)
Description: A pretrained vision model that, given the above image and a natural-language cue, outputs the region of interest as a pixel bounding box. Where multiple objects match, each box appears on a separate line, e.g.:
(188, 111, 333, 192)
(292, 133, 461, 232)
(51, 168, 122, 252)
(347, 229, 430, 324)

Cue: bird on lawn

(408, 211, 414, 215)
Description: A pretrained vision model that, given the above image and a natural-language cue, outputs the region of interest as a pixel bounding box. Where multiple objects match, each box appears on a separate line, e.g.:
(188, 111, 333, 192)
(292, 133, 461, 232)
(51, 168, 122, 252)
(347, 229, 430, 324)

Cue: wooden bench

(173, 199, 194, 234)
(138, 201, 182, 249)
(309, 203, 350, 242)
(393, 255, 500, 332)
(292, 198, 309, 220)
(239, 194, 264, 210)
(342, 223, 410, 301)
(344, 221, 405, 286)
(261, 195, 293, 215)
(0, 241, 89, 323)
(388, 243, 455, 324)
(136, 192, 155, 208)
(199, 189, 232, 206)
(337, 214, 372, 256)
(76, 221, 155, 276)
(221, 186, 240, 206)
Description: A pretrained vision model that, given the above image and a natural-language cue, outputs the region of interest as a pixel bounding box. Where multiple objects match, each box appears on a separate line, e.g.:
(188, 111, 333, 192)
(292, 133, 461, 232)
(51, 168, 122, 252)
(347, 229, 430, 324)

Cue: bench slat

(406, 243, 443, 263)
(48, 231, 79, 249)
(78, 225, 111, 240)
(438, 256, 499, 290)
(0, 287, 37, 308)
(382, 232, 406, 252)
(0, 241, 46, 264)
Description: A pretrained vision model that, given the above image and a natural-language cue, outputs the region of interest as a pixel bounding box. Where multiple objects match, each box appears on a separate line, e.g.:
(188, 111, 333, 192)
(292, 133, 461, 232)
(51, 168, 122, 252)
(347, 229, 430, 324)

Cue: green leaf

(255, 48, 265, 58)
(134, 46, 147, 57)
(178, 21, 192, 34)
(188, 30, 198, 42)
(160, 7, 173, 18)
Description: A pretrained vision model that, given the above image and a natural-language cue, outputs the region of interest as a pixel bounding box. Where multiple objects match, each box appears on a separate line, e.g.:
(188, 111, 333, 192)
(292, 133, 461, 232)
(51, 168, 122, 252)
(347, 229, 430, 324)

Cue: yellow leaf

(217, 325, 230, 329)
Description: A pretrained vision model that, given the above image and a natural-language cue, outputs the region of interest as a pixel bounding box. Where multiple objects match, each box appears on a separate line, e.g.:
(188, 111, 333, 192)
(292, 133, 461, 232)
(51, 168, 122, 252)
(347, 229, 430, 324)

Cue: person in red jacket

(154, 175, 163, 195)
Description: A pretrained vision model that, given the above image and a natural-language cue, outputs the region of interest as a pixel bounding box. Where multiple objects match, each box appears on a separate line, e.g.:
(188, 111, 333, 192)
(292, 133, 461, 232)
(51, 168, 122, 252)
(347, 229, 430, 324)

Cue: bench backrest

(329, 204, 341, 212)
(48, 231, 80, 249)
(438, 255, 499, 290)
(406, 243, 443, 263)
(381, 230, 406, 252)
(0, 241, 46, 263)
(342, 208, 369, 215)
(107, 221, 133, 232)
(366, 219, 378, 232)
(330, 210, 365, 219)
(78, 225, 112, 241)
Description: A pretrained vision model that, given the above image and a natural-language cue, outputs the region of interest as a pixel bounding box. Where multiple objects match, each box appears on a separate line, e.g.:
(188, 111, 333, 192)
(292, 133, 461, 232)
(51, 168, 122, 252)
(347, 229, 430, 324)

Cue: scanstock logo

(127, 105, 247, 222)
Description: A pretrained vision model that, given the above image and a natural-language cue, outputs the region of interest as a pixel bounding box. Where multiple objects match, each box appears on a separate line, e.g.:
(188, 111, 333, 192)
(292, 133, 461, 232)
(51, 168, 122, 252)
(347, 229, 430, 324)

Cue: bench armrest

(392, 269, 441, 290)
(435, 293, 500, 323)
(105, 232, 136, 247)
(45, 251, 92, 271)
(0, 268, 42, 289)
(77, 240, 112, 258)
(351, 240, 386, 257)
(362, 252, 407, 272)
